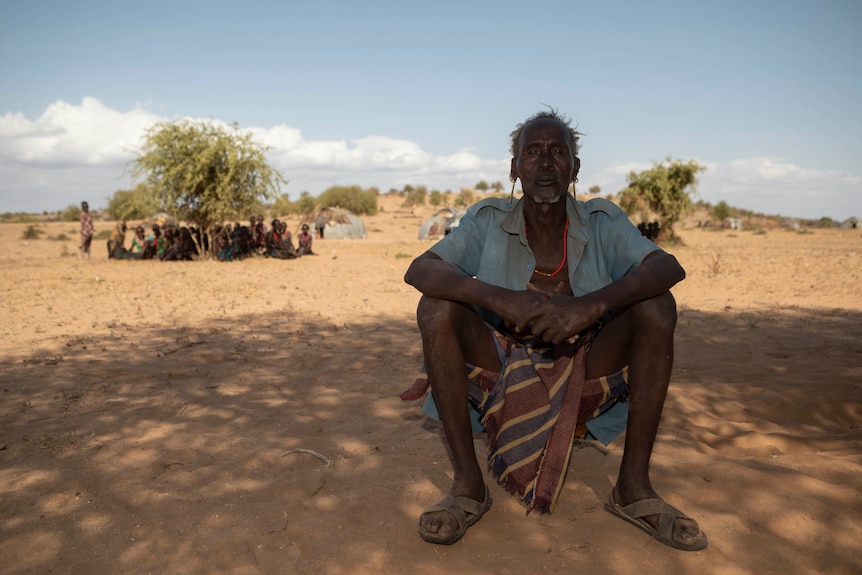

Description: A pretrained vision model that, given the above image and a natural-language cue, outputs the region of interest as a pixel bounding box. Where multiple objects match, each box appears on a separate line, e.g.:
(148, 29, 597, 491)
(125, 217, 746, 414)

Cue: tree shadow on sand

(1, 306, 860, 574)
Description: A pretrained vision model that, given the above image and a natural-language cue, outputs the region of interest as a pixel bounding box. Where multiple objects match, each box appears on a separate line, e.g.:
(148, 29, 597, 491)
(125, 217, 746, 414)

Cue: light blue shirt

(427, 194, 656, 444)
(430, 194, 660, 325)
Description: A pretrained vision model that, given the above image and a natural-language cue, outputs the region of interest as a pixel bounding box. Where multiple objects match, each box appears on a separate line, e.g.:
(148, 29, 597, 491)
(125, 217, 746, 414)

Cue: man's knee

(632, 291, 677, 333)
(416, 295, 460, 333)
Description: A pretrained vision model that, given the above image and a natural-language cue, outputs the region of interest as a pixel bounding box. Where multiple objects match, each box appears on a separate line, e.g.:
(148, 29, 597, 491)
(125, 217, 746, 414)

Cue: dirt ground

(1, 195, 860, 574)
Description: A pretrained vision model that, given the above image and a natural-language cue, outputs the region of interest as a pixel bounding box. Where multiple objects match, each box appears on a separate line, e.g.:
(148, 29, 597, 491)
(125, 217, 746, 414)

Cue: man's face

(512, 118, 579, 205)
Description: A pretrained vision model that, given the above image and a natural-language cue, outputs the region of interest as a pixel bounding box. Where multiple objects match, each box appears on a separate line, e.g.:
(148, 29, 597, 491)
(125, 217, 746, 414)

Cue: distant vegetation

(105, 183, 161, 221)
(619, 157, 706, 243)
(21, 225, 44, 240)
(59, 204, 82, 222)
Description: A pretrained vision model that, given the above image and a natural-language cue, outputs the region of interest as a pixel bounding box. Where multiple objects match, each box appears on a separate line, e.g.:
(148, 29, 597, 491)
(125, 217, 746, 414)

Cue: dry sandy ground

(1, 196, 860, 575)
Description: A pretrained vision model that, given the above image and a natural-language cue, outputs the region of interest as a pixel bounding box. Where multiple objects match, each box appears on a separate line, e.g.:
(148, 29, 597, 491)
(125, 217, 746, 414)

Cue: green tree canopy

(619, 157, 705, 243)
(130, 119, 285, 241)
(317, 185, 378, 215)
(59, 204, 82, 222)
(475, 180, 490, 193)
(711, 200, 733, 221)
(429, 190, 442, 207)
(454, 188, 476, 207)
(402, 185, 427, 210)
(106, 183, 161, 221)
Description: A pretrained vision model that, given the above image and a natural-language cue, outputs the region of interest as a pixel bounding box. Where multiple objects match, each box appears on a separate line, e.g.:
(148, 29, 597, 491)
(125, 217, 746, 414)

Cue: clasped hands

(502, 281, 603, 345)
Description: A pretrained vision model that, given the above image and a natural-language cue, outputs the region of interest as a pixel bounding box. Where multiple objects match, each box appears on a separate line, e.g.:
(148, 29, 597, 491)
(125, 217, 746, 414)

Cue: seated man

(160, 227, 197, 261)
(106, 222, 128, 259)
(403, 109, 706, 550)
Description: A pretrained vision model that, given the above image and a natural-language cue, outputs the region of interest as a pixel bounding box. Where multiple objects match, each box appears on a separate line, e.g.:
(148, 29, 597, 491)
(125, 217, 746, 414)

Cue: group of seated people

(212, 216, 315, 262)
(107, 216, 315, 262)
(107, 222, 199, 261)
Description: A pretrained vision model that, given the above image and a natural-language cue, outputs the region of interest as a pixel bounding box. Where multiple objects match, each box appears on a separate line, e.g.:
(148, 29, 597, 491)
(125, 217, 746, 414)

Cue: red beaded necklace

(526, 217, 568, 277)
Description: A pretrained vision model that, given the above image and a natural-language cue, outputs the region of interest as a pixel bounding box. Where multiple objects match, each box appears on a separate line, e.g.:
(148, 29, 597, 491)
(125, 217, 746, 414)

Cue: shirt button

(527, 264, 535, 271)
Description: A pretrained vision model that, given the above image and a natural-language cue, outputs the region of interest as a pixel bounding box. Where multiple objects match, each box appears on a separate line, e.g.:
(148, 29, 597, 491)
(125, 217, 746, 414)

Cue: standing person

(79, 201, 94, 259)
(403, 109, 706, 550)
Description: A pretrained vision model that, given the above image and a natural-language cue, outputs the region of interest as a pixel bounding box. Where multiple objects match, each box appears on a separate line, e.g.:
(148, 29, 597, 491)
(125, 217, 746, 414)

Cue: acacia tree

(130, 119, 285, 256)
(106, 182, 161, 221)
(619, 157, 705, 243)
(402, 185, 427, 212)
(711, 200, 733, 221)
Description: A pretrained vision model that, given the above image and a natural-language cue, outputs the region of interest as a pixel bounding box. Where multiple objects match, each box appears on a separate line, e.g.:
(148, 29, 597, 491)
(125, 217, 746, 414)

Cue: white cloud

(699, 158, 861, 219)
(0, 97, 160, 167)
(582, 158, 860, 220)
(0, 98, 858, 220)
(0, 98, 507, 211)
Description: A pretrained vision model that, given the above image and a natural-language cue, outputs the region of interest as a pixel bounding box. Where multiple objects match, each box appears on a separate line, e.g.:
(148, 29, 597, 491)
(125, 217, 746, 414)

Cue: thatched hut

(840, 217, 858, 229)
(307, 207, 366, 239)
(418, 208, 465, 240)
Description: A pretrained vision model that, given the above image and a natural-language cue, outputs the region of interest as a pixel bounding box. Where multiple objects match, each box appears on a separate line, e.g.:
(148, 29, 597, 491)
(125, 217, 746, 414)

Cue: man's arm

(404, 251, 547, 327)
(518, 250, 685, 344)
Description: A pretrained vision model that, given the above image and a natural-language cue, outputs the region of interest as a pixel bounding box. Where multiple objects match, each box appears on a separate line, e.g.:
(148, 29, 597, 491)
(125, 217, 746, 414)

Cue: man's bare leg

(588, 291, 705, 547)
(415, 296, 500, 540)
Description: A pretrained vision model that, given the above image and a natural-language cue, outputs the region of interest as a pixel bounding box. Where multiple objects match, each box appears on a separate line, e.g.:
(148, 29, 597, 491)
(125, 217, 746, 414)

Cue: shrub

(22, 225, 44, 240)
(317, 185, 378, 215)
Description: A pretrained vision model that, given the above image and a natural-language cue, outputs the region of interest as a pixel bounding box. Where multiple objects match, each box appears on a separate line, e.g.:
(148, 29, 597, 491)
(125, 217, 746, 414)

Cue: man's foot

(418, 485, 491, 545)
(605, 487, 707, 551)
(400, 378, 430, 401)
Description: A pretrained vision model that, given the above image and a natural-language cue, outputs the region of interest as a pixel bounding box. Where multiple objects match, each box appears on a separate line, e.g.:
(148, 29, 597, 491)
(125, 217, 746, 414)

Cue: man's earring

(573, 177, 579, 184)
(509, 175, 517, 204)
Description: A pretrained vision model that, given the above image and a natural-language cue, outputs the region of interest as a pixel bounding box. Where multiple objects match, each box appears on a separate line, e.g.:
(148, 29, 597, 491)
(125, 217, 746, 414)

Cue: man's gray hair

(509, 108, 581, 157)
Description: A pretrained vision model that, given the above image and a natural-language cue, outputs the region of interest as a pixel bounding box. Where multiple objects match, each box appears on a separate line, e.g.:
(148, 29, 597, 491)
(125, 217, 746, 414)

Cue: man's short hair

(509, 108, 581, 158)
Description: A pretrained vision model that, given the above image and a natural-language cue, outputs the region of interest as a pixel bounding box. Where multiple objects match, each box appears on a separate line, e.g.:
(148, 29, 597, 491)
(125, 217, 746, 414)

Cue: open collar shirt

(429, 194, 659, 326)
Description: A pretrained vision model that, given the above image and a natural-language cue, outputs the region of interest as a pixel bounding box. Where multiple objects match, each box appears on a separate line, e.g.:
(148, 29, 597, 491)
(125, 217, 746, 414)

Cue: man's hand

(515, 283, 605, 344)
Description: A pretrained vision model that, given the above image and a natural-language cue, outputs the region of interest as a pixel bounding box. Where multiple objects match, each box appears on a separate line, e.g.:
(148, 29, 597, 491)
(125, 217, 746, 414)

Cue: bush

(401, 186, 427, 210)
(711, 201, 733, 221)
(22, 225, 44, 240)
(317, 185, 378, 215)
(106, 184, 160, 221)
(2, 212, 38, 223)
(59, 204, 82, 222)
(454, 188, 476, 207)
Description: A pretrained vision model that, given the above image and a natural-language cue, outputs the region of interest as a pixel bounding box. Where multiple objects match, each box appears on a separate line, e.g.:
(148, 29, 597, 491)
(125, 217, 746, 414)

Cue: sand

(1, 196, 860, 574)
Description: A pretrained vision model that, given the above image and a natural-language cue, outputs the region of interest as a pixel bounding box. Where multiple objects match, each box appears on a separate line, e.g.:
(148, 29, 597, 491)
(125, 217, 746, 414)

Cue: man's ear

(573, 156, 581, 180)
(510, 157, 518, 181)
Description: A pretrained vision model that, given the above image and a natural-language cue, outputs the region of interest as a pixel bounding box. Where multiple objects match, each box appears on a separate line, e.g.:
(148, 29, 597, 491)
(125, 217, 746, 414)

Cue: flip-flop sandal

(604, 490, 708, 551)
(418, 485, 492, 545)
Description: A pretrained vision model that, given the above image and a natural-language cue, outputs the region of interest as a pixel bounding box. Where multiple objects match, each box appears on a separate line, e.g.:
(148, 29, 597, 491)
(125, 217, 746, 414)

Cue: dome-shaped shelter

(418, 208, 465, 240)
(307, 207, 366, 239)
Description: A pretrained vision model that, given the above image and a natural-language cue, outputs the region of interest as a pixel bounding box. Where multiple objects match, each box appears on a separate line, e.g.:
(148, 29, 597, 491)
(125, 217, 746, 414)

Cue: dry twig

(281, 448, 333, 467)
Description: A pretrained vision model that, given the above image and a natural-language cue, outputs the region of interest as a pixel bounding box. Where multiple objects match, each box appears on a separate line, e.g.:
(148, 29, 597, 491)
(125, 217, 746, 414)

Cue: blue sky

(1, 0, 860, 219)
